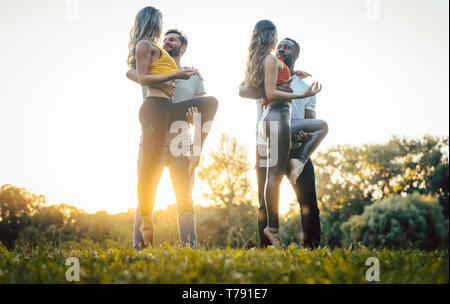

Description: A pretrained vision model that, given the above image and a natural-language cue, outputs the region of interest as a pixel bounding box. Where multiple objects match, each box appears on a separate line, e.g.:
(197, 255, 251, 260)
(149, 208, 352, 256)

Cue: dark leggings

(290, 119, 328, 163)
(260, 103, 328, 229)
(256, 152, 321, 248)
(138, 96, 218, 217)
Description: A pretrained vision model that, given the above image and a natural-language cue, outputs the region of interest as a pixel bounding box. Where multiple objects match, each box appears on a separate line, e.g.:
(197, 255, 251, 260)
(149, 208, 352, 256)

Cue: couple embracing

(126, 7, 328, 250)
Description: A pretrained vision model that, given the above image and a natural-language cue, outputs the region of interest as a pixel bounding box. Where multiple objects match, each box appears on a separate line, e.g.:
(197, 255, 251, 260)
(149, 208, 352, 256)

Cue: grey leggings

(259, 103, 328, 229)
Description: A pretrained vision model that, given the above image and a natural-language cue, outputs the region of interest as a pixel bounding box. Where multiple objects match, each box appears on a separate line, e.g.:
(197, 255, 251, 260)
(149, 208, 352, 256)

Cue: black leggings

(138, 96, 218, 217)
(290, 118, 329, 163)
(256, 151, 321, 248)
(259, 103, 328, 229)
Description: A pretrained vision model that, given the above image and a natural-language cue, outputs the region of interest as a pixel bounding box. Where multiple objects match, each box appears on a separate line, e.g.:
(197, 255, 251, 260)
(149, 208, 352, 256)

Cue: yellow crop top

(149, 42, 178, 75)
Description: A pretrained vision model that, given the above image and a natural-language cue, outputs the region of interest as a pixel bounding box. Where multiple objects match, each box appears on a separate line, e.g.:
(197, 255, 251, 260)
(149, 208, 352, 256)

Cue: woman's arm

(264, 55, 321, 102)
(239, 81, 293, 99)
(135, 40, 196, 86)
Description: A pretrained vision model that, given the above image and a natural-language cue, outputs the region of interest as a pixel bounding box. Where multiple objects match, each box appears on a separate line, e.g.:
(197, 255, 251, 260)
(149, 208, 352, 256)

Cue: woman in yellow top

(127, 6, 219, 247)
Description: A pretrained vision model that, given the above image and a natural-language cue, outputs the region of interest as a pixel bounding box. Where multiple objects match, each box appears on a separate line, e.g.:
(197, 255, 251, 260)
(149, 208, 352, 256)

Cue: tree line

(0, 135, 448, 250)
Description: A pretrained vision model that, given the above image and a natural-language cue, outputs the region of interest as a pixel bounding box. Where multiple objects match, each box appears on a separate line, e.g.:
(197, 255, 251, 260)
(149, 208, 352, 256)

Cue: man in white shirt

(240, 38, 321, 248)
(126, 29, 205, 249)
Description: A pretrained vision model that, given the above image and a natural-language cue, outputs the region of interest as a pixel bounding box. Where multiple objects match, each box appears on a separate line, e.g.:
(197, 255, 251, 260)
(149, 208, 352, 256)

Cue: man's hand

(149, 80, 176, 98)
(186, 106, 199, 125)
(294, 70, 312, 79)
(185, 106, 201, 175)
(293, 130, 313, 144)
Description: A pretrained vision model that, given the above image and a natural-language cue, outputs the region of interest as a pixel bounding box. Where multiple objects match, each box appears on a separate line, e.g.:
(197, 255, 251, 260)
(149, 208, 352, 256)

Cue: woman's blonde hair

(127, 6, 163, 68)
(244, 20, 277, 88)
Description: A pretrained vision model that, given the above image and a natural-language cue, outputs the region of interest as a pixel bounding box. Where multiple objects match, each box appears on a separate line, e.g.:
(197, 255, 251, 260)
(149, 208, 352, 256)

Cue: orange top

(262, 56, 291, 106)
(149, 42, 178, 75)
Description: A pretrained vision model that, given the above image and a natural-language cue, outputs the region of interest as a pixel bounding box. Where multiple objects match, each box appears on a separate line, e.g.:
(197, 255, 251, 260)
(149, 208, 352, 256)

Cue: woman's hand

(303, 81, 322, 97)
(174, 68, 197, 80)
(183, 66, 204, 81)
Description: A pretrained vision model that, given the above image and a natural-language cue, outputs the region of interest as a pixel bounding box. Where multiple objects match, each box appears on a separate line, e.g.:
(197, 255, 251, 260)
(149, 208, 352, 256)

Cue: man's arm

(304, 95, 317, 118)
(126, 69, 139, 84)
(194, 75, 207, 98)
(126, 68, 176, 98)
(239, 84, 266, 99)
(305, 109, 316, 119)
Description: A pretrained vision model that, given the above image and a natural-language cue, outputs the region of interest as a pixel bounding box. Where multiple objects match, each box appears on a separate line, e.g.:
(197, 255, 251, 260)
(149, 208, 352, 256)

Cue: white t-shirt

(255, 75, 316, 145)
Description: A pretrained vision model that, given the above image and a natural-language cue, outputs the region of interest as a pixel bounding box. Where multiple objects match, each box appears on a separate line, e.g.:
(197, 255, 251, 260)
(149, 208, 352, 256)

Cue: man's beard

(280, 55, 293, 68)
(166, 47, 181, 57)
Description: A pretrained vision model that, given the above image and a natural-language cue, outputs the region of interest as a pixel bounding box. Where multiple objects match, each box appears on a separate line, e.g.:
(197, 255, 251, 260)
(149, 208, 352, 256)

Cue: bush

(341, 193, 449, 249)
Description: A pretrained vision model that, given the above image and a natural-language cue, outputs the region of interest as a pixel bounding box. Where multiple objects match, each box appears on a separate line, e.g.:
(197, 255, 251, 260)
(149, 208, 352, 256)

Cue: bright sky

(0, 0, 448, 215)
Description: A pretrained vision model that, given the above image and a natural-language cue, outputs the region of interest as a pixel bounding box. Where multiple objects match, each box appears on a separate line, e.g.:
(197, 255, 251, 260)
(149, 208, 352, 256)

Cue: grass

(0, 243, 448, 284)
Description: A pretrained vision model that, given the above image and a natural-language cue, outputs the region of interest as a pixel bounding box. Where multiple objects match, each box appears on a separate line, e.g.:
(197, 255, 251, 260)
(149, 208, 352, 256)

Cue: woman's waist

(261, 102, 290, 118)
(145, 87, 172, 100)
(262, 101, 291, 111)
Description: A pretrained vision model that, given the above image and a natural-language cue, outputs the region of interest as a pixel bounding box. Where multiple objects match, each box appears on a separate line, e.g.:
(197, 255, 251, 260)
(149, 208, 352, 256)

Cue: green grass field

(0, 243, 448, 284)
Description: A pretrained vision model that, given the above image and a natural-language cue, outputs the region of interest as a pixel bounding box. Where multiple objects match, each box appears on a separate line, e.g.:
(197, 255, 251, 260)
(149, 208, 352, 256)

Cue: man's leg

(288, 153, 321, 248)
(168, 146, 197, 248)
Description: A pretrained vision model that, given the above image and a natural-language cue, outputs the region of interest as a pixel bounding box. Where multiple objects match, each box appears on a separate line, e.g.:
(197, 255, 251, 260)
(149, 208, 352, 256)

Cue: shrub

(341, 193, 449, 249)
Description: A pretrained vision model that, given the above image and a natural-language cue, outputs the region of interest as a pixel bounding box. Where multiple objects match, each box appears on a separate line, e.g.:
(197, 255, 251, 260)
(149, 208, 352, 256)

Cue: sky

(0, 0, 448, 215)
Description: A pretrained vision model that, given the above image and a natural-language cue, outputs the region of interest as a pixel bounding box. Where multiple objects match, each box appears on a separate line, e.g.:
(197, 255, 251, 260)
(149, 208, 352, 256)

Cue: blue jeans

(134, 145, 197, 249)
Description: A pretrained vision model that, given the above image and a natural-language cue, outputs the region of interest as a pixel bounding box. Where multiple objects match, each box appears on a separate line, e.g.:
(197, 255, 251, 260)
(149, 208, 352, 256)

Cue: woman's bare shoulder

(264, 54, 277, 65)
(136, 40, 158, 53)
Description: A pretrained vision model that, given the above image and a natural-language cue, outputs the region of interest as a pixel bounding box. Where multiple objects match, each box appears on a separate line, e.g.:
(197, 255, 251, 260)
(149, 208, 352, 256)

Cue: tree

(0, 184, 45, 249)
(314, 135, 449, 246)
(198, 134, 255, 207)
(341, 193, 448, 249)
(197, 134, 258, 247)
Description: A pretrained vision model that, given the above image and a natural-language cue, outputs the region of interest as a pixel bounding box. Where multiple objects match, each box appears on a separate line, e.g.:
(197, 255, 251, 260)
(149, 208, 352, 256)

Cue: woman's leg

(260, 104, 291, 247)
(168, 96, 218, 147)
(137, 97, 169, 246)
(289, 119, 328, 184)
(255, 144, 271, 248)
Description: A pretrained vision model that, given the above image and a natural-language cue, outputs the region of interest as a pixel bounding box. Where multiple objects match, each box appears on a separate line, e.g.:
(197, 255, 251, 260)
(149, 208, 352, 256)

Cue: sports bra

(261, 56, 291, 106)
(148, 42, 178, 75)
